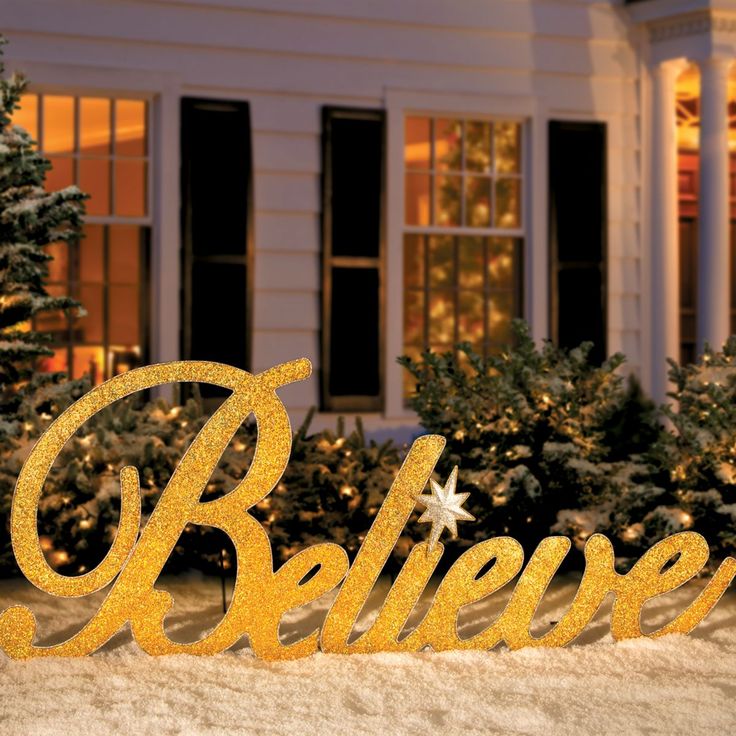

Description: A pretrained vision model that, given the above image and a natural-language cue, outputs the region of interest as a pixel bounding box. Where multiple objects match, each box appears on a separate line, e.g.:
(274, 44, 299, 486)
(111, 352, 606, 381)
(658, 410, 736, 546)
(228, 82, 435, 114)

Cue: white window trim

(4, 60, 183, 388)
(383, 88, 546, 419)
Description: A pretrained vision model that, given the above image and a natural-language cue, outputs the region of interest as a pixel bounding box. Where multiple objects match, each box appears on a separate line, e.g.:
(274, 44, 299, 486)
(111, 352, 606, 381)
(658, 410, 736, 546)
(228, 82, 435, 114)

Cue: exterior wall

(3, 0, 644, 430)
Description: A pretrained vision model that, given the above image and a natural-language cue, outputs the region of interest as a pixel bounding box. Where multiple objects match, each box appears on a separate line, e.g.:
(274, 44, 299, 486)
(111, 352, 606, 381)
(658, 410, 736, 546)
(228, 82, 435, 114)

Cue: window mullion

(423, 234, 430, 351)
(483, 236, 490, 360)
(453, 235, 460, 352)
(102, 225, 109, 380)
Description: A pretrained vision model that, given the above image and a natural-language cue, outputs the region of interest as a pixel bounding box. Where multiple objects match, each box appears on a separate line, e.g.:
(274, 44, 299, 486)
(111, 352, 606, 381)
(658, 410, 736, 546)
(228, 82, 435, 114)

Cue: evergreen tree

(0, 39, 86, 440)
(642, 342, 736, 562)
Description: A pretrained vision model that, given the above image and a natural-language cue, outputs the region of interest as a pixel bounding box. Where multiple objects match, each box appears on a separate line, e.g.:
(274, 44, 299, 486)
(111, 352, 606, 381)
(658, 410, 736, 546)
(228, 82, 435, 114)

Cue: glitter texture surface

(1, 358, 734, 660)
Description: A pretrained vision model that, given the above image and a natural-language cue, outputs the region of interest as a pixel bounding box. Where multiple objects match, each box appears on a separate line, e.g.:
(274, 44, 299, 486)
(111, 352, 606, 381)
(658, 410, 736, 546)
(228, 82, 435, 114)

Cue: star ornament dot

(417, 466, 475, 553)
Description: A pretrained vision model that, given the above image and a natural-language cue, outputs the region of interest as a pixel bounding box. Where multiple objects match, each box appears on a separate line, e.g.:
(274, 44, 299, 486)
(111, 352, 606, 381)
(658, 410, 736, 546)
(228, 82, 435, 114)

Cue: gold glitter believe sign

(1, 359, 735, 660)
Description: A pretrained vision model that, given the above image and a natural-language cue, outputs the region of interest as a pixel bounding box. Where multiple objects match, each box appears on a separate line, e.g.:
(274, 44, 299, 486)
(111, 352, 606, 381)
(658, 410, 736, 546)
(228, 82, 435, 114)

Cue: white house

(4, 0, 736, 432)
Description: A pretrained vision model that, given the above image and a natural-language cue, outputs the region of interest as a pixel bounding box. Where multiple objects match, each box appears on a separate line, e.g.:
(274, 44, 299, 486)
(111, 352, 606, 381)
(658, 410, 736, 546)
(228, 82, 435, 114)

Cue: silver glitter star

(417, 467, 474, 552)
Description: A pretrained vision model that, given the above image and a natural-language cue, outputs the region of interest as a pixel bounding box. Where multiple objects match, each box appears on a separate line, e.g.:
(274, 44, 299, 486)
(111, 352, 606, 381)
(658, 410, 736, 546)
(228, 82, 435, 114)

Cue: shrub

(399, 321, 661, 561)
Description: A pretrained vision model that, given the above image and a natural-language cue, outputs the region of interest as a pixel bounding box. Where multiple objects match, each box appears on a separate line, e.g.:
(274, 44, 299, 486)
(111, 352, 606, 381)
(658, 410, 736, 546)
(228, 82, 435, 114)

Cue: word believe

(1, 359, 734, 660)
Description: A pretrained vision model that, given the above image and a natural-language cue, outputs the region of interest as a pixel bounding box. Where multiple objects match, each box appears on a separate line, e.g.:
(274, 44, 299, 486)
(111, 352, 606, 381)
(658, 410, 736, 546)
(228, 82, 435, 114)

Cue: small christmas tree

(0, 39, 86, 440)
(641, 342, 736, 562)
(0, 40, 87, 572)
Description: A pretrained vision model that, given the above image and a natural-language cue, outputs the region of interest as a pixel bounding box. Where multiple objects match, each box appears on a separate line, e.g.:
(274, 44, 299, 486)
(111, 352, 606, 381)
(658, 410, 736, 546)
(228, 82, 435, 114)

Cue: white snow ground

(1, 573, 736, 736)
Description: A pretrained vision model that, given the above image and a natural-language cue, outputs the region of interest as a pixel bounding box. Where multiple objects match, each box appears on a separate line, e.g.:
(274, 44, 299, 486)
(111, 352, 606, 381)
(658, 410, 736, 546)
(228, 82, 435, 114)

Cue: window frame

(20, 89, 155, 382)
(320, 106, 386, 413)
(179, 97, 255, 394)
(400, 113, 527, 402)
(548, 119, 608, 363)
(403, 233, 524, 363)
(384, 90, 537, 419)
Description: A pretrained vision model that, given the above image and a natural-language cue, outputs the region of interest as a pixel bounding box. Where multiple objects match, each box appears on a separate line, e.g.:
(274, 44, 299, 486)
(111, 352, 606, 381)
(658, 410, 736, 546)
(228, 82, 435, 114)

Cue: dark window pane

(549, 121, 606, 360)
(549, 121, 605, 263)
(329, 115, 382, 258)
(557, 267, 604, 363)
(191, 262, 247, 396)
(184, 102, 250, 257)
(329, 267, 379, 396)
(182, 98, 252, 390)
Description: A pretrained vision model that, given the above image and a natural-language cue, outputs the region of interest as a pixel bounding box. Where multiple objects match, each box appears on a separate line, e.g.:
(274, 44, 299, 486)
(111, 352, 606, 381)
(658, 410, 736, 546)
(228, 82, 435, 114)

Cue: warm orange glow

(12, 94, 38, 140)
(114, 159, 146, 216)
(115, 100, 146, 156)
(79, 97, 111, 154)
(72, 346, 105, 383)
(404, 115, 521, 229)
(23, 94, 148, 385)
(43, 96, 74, 153)
(676, 63, 736, 151)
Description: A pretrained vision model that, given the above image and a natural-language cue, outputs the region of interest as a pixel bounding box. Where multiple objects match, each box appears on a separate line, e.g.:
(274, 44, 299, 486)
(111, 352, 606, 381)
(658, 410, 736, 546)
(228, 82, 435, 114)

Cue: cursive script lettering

(1, 359, 734, 660)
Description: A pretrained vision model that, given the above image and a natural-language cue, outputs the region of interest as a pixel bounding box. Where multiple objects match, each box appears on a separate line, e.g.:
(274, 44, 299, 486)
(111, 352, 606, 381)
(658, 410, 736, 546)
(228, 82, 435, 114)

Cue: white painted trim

(383, 87, 538, 420)
(540, 106, 625, 368)
(5, 59, 176, 97)
(151, 81, 182, 376)
(639, 43, 654, 396)
(527, 99, 548, 347)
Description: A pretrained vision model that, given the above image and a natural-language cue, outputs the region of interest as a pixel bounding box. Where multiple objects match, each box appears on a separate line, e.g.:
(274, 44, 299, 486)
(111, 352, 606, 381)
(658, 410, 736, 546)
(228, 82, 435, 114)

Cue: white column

(651, 60, 685, 404)
(697, 56, 732, 353)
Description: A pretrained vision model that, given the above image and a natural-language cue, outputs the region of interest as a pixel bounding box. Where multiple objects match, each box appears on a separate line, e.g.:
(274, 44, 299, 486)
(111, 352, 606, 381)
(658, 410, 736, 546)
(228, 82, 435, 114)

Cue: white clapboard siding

(2, 0, 635, 76)
(4, 0, 644, 421)
(253, 133, 320, 174)
(256, 212, 320, 253)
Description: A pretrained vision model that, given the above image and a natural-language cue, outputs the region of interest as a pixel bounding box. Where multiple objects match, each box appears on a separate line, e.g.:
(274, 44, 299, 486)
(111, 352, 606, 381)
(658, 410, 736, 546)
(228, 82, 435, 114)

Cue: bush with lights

(399, 321, 663, 565)
(0, 393, 408, 577)
(643, 343, 736, 561)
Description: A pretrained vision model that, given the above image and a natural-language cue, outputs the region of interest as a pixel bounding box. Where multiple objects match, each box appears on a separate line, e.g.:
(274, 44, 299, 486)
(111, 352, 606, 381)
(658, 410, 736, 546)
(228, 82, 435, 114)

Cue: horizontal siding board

(253, 132, 319, 173)
(254, 172, 319, 213)
(11, 33, 638, 112)
(254, 252, 319, 290)
(254, 292, 319, 331)
(256, 212, 319, 252)
(83, 0, 635, 40)
(4, 0, 635, 74)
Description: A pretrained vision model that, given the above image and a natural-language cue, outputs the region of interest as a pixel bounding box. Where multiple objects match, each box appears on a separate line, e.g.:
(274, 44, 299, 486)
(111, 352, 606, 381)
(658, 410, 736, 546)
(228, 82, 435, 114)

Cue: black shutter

(181, 98, 252, 397)
(321, 107, 385, 411)
(549, 120, 607, 363)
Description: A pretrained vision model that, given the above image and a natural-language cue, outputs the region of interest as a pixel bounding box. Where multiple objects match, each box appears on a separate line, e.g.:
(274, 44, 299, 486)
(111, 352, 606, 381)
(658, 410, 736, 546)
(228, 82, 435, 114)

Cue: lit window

(403, 116, 523, 394)
(13, 94, 150, 383)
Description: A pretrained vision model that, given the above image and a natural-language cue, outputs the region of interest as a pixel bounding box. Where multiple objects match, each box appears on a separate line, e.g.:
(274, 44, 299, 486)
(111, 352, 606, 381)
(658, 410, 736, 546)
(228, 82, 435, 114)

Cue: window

(321, 108, 385, 411)
(180, 98, 252, 398)
(403, 116, 523, 393)
(548, 121, 607, 363)
(13, 94, 150, 384)
(676, 64, 736, 363)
